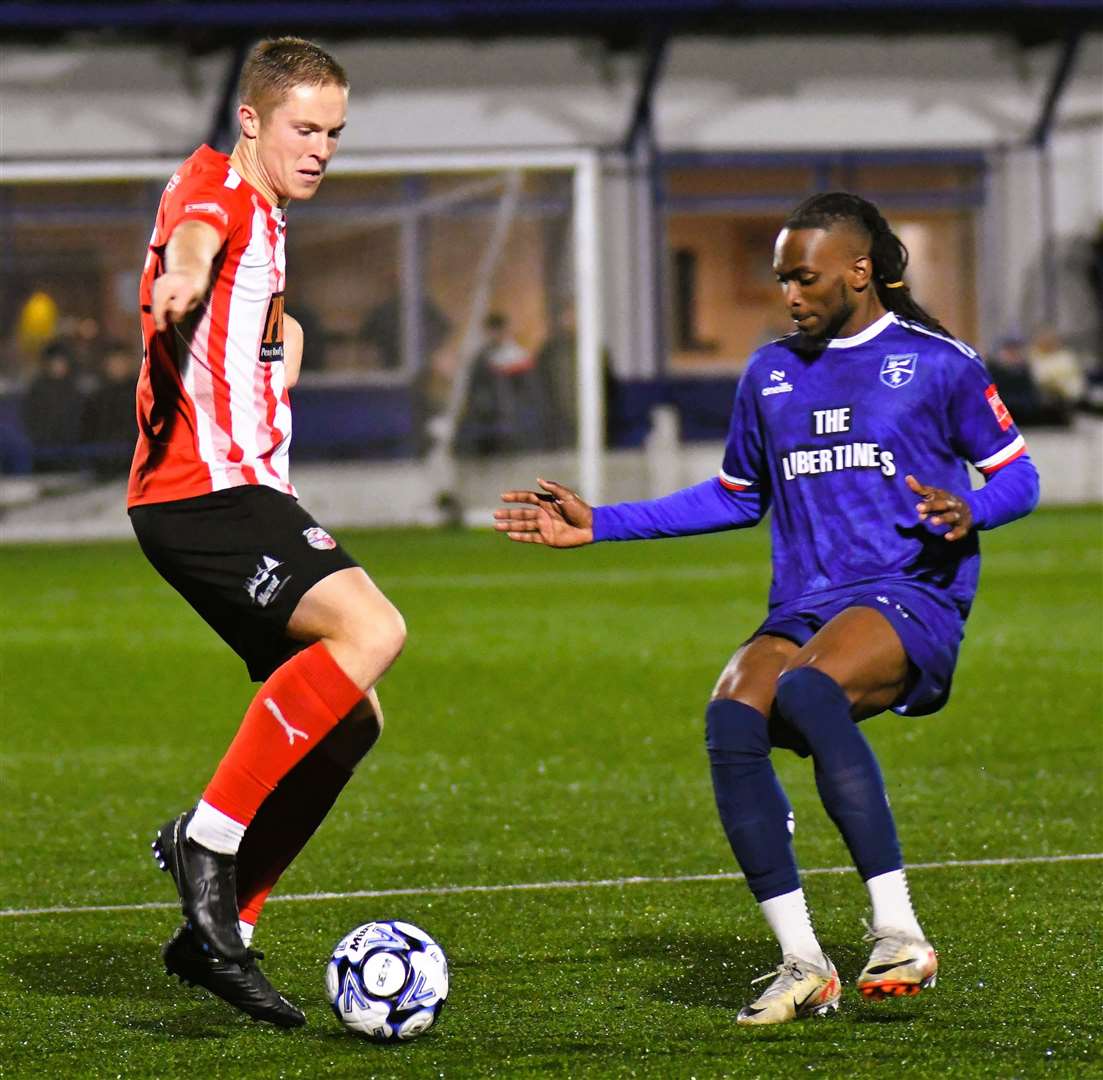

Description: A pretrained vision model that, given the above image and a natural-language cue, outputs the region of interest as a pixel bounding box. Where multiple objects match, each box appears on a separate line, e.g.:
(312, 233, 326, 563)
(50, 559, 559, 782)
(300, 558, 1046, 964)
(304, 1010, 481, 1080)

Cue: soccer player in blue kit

(495, 193, 1039, 1025)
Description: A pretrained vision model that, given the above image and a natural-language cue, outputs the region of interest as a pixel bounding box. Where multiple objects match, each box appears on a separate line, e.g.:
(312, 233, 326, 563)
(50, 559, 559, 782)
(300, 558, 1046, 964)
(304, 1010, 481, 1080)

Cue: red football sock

(236, 751, 354, 926)
(202, 642, 364, 827)
(236, 703, 382, 927)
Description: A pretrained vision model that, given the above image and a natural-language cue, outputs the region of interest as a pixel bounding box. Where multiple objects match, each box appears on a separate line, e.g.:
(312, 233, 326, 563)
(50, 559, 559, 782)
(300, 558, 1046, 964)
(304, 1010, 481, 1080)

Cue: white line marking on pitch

(0, 852, 1098, 920)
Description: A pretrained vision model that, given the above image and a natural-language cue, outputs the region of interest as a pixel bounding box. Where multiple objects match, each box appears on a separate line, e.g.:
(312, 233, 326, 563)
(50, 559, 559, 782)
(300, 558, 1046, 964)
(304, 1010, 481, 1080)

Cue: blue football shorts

(752, 580, 965, 724)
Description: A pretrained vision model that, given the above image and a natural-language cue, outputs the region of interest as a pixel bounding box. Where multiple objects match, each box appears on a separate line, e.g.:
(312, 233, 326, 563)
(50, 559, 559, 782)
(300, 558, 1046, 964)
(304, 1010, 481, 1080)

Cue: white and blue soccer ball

(325, 920, 449, 1042)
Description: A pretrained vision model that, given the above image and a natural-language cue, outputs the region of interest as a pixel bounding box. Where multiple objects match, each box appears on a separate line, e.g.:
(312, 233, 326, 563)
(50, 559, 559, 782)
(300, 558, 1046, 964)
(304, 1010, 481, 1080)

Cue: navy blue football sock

(774, 667, 902, 880)
(705, 699, 800, 902)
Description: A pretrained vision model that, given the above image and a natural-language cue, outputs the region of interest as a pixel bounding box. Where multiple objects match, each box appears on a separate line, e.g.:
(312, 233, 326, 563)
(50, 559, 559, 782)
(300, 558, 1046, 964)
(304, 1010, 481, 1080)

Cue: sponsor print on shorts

(875, 594, 911, 619)
(303, 526, 337, 551)
(245, 555, 291, 608)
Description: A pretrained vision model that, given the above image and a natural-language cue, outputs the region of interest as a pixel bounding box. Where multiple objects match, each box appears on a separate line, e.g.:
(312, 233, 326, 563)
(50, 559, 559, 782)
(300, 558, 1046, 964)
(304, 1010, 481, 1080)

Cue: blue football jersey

(719, 311, 1027, 615)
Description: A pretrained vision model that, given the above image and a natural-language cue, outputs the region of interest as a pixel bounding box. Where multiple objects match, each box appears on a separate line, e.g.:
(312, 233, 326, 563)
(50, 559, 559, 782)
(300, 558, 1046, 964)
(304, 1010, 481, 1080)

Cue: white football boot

(736, 954, 842, 1026)
(857, 926, 938, 1000)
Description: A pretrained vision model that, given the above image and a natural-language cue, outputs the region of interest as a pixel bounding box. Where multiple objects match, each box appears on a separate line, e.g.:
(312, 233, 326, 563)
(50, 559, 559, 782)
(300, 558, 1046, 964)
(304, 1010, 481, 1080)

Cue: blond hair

(239, 37, 348, 117)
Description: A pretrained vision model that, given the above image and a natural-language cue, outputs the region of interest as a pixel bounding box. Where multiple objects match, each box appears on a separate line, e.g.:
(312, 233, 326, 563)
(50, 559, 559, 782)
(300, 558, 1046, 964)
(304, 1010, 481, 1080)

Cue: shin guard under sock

(203, 642, 365, 829)
(236, 706, 382, 927)
(705, 699, 800, 902)
(774, 667, 902, 881)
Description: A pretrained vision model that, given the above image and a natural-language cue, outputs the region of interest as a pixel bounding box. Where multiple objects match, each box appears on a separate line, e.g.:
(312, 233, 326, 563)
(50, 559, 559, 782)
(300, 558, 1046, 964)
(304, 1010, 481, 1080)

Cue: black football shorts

(129, 485, 359, 681)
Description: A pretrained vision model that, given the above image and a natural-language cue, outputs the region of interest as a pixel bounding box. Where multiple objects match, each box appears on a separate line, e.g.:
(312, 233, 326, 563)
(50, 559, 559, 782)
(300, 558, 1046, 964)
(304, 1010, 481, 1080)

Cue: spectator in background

(531, 303, 620, 450)
(82, 340, 139, 475)
(15, 290, 60, 378)
(23, 340, 83, 471)
(1028, 326, 1085, 417)
(360, 282, 452, 452)
(71, 316, 104, 382)
(463, 313, 537, 455)
(533, 302, 578, 450)
(987, 337, 1049, 426)
(1088, 221, 1103, 360)
(359, 284, 451, 373)
(1082, 222, 1103, 414)
(287, 304, 327, 373)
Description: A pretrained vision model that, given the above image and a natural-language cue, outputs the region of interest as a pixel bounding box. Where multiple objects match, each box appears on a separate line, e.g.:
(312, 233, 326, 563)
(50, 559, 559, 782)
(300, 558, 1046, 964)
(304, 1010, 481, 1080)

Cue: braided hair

(783, 192, 953, 338)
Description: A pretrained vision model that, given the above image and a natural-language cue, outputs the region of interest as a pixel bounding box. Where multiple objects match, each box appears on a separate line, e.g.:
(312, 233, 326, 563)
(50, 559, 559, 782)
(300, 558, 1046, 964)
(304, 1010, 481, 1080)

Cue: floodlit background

(1, 2, 1100, 536)
(1, 6, 1101, 1077)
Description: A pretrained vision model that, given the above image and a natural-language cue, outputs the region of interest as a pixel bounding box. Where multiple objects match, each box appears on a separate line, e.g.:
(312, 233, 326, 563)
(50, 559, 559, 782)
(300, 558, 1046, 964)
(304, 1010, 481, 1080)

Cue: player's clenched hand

(152, 271, 210, 332)
(494, 478, 594, 548)
(906, 474, 974, 542)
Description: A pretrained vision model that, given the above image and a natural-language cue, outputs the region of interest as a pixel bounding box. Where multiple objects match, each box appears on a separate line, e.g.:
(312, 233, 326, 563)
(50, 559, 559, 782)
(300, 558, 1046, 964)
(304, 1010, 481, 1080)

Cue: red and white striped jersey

(128, 145, 293, 507)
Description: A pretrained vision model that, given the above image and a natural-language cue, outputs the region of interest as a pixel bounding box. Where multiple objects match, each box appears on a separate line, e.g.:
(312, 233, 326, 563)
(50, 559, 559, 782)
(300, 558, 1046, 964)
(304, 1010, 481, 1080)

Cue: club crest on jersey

(303, 526, 337, 551)
(880, 353, 917, 389)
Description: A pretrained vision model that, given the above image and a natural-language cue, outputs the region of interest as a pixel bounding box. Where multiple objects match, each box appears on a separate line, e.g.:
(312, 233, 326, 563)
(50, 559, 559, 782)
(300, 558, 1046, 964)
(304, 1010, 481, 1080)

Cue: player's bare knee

(777, 656, 836, 682)
(342, 599, 405, 671)
(712, 638, 793, 713)
(370, 602, 406, 666)
(775, 660, 867, 708)
(777, 657, 803, 680)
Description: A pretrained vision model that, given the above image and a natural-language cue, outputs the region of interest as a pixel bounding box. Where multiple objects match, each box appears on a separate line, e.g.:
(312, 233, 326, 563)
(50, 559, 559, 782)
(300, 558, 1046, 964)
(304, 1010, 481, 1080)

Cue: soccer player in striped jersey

(129, 39, 406, 1028)
(495, 192, 1039, 1026)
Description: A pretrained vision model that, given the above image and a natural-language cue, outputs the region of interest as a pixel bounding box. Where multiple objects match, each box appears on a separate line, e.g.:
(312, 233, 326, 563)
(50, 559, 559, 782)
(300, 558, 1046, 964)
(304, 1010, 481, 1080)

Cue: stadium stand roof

(1, 0, 1099, 47)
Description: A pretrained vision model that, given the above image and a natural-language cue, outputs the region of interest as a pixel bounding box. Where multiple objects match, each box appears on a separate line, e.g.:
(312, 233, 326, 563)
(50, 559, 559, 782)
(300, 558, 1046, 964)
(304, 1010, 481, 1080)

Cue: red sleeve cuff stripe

(718, 471, 754, 492)
(975, 434, 1027, 474)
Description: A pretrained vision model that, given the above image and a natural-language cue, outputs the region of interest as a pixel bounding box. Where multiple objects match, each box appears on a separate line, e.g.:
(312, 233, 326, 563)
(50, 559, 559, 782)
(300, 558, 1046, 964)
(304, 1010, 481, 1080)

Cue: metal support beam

(1031, 30, 1082, 326)
(206, 41, 250, 153)
(1037, 142, 1058, 325)
(622, 30, 670, 157)
(622, 31, 671, 387)
(1030, 30, 1083, 147)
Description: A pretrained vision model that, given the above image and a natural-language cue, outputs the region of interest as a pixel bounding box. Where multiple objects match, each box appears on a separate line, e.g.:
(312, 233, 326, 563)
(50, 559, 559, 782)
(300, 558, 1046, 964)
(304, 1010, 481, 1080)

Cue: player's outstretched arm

(906, 473, 973, 542)
(495, 478, 594, 548)
(152, 220, 223, 331)
(284, 313, 304, 389)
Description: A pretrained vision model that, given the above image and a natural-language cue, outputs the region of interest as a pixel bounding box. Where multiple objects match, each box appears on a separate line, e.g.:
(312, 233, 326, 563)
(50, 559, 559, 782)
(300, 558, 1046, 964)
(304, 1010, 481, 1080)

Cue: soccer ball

(325, 920, 449, 1042)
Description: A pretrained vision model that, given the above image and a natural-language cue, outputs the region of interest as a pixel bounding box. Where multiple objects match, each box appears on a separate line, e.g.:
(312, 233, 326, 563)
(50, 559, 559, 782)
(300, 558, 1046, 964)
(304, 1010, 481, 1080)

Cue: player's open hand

(152, 270, 209, 331)
(494, 478, 594, 548)
(906, 474, 974, 542)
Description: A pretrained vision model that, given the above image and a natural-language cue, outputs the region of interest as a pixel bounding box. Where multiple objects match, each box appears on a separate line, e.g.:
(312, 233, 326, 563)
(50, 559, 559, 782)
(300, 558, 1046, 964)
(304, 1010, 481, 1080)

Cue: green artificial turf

(1, 507, 1100, 1077)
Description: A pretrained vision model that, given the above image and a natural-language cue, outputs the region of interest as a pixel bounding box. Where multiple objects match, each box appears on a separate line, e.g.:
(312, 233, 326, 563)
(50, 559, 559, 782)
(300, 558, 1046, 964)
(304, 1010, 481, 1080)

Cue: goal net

(0, 150, 605, 536)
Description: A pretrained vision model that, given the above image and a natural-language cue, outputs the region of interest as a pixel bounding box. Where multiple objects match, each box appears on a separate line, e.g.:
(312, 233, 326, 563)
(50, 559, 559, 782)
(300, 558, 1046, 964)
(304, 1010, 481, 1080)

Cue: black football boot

(163, 923, 306, 1028)
(152, 811, 248, 963)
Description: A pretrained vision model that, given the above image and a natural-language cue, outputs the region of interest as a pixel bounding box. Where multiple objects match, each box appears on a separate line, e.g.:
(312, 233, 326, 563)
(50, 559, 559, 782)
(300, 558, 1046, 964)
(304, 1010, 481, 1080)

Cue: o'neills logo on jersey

(781, 442, 896, 480)
(762, 369, 793, 396)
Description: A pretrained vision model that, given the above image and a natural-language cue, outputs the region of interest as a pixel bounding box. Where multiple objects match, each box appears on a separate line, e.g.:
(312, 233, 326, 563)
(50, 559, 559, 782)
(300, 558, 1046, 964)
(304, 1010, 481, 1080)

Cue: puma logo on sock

(263, 698, 309, 745)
